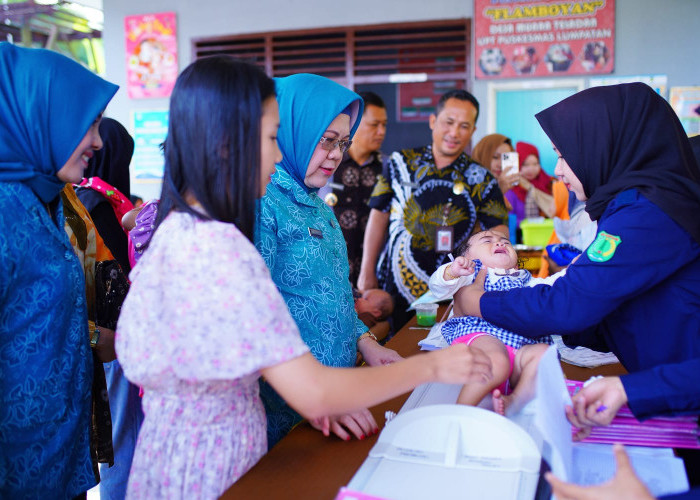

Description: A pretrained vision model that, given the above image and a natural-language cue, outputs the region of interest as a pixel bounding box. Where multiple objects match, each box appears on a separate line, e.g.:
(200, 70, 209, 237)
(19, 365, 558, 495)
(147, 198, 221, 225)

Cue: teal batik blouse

(256, 168, 367, 446)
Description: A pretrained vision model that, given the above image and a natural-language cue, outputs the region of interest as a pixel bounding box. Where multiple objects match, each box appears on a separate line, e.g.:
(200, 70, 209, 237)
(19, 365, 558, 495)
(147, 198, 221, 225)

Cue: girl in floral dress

(116, 56, 493, 499)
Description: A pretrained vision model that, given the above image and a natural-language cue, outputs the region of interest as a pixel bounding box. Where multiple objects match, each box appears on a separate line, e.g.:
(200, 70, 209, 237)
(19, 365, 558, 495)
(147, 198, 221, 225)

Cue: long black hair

(156, 56, 275, 241)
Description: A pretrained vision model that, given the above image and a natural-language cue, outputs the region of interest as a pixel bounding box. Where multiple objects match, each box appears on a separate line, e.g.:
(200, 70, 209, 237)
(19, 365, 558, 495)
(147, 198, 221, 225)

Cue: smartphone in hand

(501, 152, 519, 185)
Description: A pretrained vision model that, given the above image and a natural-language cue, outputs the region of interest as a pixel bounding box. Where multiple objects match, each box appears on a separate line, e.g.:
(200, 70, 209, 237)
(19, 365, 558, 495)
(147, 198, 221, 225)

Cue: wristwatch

(90, 326, 101, 348)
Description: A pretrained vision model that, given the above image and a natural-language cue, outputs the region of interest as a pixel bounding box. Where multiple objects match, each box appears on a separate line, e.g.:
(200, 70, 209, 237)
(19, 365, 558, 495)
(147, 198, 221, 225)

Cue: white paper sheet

(417, 323, 448, 351)
(572, 444, 689, 497)
(529, 345, 573, 482)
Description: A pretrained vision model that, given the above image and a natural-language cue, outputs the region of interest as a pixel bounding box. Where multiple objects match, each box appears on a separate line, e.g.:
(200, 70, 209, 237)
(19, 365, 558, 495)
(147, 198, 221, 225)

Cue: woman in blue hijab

(256, 74, 403, 447)
(0, 43, 117, 498)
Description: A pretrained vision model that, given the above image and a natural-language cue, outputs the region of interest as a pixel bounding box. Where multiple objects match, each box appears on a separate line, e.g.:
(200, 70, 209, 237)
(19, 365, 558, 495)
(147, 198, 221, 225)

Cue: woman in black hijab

(75, 117, 143, 500)
(455, 83, 700, 430)
(76, 117, 134, 273)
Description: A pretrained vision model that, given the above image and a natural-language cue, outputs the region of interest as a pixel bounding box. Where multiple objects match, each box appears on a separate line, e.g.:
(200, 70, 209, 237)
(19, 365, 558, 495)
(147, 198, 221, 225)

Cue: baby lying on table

(429, 230, 563, 414)
(354, 288, 394, 329)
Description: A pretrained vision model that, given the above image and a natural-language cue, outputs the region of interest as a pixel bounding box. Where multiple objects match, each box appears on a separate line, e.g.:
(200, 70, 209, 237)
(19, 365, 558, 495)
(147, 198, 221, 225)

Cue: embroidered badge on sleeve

(586, 231, 621, 262)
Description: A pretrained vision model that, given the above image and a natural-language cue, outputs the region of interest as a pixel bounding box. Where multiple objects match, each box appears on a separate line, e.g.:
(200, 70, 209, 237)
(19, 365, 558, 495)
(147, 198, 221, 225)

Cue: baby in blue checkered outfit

(429, 230, 565, 414)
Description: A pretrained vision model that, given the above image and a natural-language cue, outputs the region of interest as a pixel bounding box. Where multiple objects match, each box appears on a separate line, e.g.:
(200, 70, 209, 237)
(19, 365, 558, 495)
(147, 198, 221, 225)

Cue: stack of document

(566, 380, 700, 449)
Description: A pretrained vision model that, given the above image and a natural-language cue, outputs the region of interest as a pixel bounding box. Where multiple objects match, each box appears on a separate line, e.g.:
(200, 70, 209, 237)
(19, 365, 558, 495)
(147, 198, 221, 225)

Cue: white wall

(103, 0, 476, 198)
(102, 0, 700, 198)
(103, 0, 475, 129)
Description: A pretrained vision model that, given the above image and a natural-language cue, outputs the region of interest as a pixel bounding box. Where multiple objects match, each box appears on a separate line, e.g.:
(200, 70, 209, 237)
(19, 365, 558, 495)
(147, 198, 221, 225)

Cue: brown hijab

(471, 133, 513, 175)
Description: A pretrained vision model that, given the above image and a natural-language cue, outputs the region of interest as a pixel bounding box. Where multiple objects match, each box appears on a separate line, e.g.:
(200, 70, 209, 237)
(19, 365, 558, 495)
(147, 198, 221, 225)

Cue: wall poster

(125, 12, 178, 99)
(397, 79, 465, 123)
(669, 86, 700, 137)
(130, 109, 169, 181)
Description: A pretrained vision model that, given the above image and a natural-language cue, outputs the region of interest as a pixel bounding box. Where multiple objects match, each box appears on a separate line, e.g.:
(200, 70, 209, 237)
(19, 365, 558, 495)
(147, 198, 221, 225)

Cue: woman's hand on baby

(451, 256, 475, 276)
(428, 343, 492, 385)
(566, 376, 628, 441)
(309, 409, 379, 441)
(452, 268, 487, 318)
(356, 270, 378, 293)
(358, 340, 403, 366)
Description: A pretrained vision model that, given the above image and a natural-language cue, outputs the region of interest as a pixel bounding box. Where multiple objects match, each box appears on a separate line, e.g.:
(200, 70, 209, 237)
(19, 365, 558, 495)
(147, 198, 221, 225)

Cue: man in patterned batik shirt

(357, 89, 509, 330)
(323, 91, 388, 287)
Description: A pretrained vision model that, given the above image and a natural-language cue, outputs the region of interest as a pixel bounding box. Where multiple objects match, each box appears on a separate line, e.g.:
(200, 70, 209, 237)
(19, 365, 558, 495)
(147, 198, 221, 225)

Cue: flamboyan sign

(474, 0, 615, 79)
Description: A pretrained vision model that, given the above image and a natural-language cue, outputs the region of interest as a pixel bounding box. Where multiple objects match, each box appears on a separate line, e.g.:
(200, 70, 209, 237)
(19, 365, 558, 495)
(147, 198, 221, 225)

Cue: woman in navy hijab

(455, 83, 700, 428)
(255, 74, 403, 447)
(0, 43, 117, 498)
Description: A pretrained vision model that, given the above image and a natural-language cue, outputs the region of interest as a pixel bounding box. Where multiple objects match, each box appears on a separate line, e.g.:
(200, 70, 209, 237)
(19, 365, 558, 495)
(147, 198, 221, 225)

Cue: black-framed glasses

(319, 136, 352, 153)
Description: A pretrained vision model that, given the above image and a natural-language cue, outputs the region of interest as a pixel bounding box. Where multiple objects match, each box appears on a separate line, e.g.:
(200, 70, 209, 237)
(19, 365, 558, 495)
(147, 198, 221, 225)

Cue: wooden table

(221, 310, 627, 499)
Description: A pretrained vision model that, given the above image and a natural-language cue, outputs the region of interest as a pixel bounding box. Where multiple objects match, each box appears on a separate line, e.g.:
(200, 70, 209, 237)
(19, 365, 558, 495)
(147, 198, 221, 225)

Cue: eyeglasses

(319, 136, 352, 153)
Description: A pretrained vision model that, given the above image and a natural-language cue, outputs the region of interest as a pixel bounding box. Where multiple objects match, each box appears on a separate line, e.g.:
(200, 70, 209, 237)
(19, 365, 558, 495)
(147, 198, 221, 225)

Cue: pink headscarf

(511, 141, 552, 202)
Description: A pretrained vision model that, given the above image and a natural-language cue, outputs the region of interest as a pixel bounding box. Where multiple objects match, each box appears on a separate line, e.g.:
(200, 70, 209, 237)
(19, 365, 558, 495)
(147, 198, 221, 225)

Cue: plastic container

(414, 303, 438, 327)
(519, 218, 554, 247)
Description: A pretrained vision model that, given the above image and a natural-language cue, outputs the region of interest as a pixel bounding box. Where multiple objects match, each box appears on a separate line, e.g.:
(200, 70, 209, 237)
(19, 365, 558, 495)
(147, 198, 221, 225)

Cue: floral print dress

(329, 151, 385, 286)
(115, 211, 309, 499)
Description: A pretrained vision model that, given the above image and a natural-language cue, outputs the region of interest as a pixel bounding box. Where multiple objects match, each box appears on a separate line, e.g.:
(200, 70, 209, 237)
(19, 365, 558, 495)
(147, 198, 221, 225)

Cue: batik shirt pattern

(116, 211, 309, 499)
(369, 145, 508, 306)
(330, 151, 384, 286)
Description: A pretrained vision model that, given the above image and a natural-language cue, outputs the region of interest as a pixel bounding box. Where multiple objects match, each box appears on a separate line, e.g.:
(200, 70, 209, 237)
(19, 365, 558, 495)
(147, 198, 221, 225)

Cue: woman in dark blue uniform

(455, 82, 700, 428)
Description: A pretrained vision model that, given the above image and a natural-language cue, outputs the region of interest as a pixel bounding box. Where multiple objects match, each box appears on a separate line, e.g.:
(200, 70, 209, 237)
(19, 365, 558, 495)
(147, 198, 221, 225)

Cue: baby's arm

(428, 260, 475, 301)
(449, 256, 476, 277)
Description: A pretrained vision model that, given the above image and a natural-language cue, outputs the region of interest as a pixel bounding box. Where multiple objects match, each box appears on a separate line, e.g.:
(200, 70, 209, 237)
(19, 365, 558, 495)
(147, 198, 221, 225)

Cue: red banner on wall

(474, 0, 615, 79)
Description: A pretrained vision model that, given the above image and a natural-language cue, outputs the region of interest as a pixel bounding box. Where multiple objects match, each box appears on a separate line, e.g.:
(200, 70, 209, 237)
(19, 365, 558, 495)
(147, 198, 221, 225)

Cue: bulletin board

(487, 79, 584, 174)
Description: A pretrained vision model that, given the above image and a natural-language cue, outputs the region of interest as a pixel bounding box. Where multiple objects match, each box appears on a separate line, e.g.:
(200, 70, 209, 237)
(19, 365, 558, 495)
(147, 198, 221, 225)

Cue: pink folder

(566, 380, 700, 449)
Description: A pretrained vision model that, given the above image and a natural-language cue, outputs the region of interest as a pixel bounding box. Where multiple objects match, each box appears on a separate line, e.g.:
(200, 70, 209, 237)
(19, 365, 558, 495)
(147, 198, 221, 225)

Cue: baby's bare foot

(492, 388, 516, 416)
(492, 389, 506, 415)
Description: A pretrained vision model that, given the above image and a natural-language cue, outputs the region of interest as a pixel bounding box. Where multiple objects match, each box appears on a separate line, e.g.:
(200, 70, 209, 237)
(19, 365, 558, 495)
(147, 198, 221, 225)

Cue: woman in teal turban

(0, 43, 117, 498)
(255, 74, 403, 447)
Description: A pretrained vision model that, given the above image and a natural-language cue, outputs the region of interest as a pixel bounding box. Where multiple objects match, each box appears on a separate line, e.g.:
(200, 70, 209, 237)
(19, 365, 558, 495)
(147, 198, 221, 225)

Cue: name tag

(308, 227, 324, 239)
(327, 182, 344, 191)
(401, 181, 419, 189)
(435, 226, 454, 253)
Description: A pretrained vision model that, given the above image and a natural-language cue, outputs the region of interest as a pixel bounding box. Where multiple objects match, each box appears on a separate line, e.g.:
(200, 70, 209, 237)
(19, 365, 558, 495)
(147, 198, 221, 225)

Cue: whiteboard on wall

(487, 79, 584, 175)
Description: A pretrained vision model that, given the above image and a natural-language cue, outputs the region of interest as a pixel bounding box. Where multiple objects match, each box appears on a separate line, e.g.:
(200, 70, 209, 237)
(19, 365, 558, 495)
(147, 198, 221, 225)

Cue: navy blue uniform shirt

(481, 189, 700, 420)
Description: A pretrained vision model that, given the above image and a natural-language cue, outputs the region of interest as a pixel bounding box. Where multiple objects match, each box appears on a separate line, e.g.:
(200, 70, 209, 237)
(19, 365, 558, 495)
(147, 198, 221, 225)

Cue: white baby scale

(347, 404, 541, 500)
